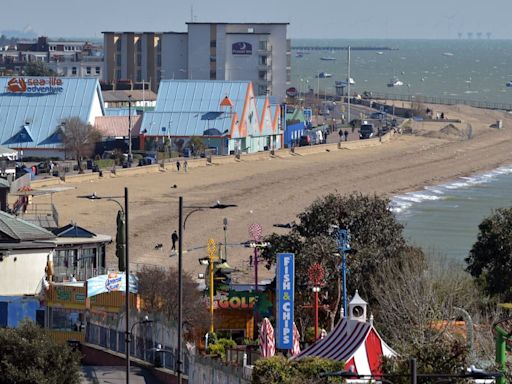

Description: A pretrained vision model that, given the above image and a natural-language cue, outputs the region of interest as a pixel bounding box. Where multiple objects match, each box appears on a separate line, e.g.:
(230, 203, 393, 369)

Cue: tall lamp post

(81, 188, 131, 383)
(330, 224, 351, 317)
(128, 95, 133, 166)
(178, 198, 237, 383)
(223, 218, 228, 261)
(308, 263, 325, 340)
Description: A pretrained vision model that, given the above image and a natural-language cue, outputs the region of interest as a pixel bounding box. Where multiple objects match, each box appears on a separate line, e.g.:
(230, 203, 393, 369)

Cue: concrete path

(81, 365, 160, 384)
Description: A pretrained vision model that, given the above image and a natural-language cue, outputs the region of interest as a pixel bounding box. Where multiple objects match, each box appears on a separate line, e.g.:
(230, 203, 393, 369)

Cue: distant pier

(292, 46, 398, 51)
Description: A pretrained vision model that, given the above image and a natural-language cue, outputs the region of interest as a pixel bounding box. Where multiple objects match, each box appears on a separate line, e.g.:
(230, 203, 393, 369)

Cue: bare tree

(137, 265, 210, 341)
(61, 117, 101, 173)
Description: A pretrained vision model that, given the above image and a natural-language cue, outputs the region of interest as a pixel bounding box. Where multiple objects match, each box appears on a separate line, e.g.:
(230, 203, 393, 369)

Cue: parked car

(359, 121, 375, 139)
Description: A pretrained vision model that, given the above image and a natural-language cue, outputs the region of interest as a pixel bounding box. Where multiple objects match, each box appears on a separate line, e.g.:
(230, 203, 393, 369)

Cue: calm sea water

(292, 39, 512, 105)
(390, 166, 512, 262)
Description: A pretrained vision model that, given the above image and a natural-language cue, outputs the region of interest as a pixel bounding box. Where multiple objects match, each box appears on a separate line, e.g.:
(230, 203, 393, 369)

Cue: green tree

(465, 207, 512, 300)
(0, 320, 81, 384)
(24, 61, 56, 76)
(252, 355, 344, 384)
(187, 136, 206, 156)
(62, 117, 102, 173)
(260, 193, 407, 331)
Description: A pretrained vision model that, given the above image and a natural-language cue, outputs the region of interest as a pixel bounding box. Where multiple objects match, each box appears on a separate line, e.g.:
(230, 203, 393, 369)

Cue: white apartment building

(186, 22, 291, 100)
(103, 22, 290, 100)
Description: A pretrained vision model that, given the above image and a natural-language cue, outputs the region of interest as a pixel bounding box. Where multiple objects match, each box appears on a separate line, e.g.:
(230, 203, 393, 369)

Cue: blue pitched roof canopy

(141, 80, 250, 137)
(3, 125, 34, 145)
(38, 126, 64, 145)
(0, 77, 104, 149)
(53, 223, 96, 238)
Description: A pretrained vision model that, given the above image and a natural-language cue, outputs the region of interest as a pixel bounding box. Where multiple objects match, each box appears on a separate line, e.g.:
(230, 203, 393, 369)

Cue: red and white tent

(293, 318, 396, 376)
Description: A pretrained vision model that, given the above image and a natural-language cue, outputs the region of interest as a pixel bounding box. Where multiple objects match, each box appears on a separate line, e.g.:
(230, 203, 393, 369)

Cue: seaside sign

(276, 252, 295, 349)
(87, 272, 138, 298)
(6, 77, 64, 94)
(286, 87, 298, 98)
(232, 42, 252, 55)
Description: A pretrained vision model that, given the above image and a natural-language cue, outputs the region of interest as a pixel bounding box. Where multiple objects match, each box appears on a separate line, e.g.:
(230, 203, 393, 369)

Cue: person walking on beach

(171, 230, 179, 251)
(176, 160, 181, 172)
(184, 160, 188, 172)
(344, 130, 349, 141)
(338, 129, 343, 142)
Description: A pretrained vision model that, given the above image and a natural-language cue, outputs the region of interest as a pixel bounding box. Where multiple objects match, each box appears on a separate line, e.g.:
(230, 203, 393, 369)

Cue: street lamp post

(128, 95, 133, 166)
(178, 198, 237, 383)
(81, 188, 131, 383)
(223, 218, 228, 262)
(330, 225, 351, 317)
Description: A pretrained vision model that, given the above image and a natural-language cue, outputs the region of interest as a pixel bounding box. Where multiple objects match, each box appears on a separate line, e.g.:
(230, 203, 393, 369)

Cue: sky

(2, 0, 512, 40)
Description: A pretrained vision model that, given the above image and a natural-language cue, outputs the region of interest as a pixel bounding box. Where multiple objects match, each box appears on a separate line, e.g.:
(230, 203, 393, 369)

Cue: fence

(85, 321, 189, 375)
(368, 92, 512, 111)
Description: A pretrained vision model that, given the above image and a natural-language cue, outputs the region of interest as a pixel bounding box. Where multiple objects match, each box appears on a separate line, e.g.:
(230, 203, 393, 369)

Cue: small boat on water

(296, 51, 304, 58)
(387, 78, 404, 87)
(442, 52, 454, 57)
(316, 72, 332, 78)
(320, 56, 336, 61)
(376, 51, 384, 55)
(506, 81, 512, 87)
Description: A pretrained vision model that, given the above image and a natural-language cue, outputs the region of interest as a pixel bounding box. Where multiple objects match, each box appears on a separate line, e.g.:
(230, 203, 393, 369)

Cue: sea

(292, 39, 512, 263)
(291, 38, 512, 105)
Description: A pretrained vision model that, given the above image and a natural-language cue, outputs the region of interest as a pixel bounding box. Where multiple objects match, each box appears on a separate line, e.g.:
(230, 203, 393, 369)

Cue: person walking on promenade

(171, 230, 179, 251)
(176, 160, 181, 172)
(344, 130, 349, 141)
(184, 160, 188, 172)
(338, 129, 343, 142)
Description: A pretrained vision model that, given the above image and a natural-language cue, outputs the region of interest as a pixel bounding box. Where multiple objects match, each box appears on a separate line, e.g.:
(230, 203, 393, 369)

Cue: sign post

(276, 253, 295, 350)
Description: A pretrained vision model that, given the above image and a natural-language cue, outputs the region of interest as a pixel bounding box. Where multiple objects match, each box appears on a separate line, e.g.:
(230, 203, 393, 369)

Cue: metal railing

(225, 347, 261, 366)
(86, 323, 189, 374)
(368, 91, 512, 111)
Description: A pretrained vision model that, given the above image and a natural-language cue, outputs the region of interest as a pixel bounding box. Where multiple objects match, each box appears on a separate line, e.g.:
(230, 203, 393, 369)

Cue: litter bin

(86, 160, 93, 170)
(183, 148, 191, 158)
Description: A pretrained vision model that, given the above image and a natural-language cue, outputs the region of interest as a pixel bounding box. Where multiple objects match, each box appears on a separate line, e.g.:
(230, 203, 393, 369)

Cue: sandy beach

(32, 103, 512, 283)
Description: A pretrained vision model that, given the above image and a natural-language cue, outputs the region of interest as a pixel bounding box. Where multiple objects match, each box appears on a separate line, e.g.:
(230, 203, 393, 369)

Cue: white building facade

(187, 22, 290, 100)
(103, 23, 291, 100)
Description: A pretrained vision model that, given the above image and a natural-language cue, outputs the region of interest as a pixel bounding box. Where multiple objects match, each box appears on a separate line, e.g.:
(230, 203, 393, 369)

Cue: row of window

(49, 45, 82, 52)
(63, 66, 101, 75)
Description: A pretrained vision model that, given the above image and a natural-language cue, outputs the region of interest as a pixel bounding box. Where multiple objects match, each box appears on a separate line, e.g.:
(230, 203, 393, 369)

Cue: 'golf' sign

(276, 253, 295, 349)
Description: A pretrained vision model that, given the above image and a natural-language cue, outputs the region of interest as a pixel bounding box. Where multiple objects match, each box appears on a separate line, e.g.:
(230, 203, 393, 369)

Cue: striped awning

(295, 318, 371, 362)
(293, 318, 396, 376)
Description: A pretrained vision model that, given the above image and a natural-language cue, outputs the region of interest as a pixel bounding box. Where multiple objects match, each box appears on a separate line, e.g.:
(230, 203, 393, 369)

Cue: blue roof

(142, 80, 250, 136)
(0, 77, 104, 149)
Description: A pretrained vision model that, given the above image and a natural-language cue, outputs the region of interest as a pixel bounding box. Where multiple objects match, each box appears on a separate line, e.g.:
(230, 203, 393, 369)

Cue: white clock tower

(348, 290, 367, 322)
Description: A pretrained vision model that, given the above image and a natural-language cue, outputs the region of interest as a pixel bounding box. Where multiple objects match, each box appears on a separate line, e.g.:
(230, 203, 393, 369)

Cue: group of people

(338, 129, 350, 142)
(175, 160, 188, 172)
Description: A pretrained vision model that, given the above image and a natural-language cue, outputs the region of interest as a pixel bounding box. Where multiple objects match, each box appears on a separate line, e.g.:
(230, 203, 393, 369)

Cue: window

(95, 66, 101, 75)
(210, 69, 216, 80)
(157, 54, 161, 66)
(86, 66, 91, 75)
(259, 70, 267, 80)
(116, 69, 121, 80)
(210, 40, 216, 48)
(260, 56, 267, 65)
(137, 54, 141, 66)
(137, 69, 142, 82)
(210, 55, 216, 63)
(72, 67, 77, 75)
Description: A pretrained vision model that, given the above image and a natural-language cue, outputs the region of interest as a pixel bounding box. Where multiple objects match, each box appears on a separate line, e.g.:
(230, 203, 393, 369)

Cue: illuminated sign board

(232, 42, 252, 55)
(276, 253, 295, 349)
(6, 77, 64, 94)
